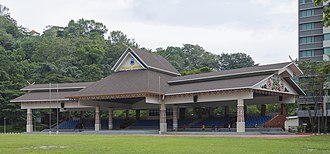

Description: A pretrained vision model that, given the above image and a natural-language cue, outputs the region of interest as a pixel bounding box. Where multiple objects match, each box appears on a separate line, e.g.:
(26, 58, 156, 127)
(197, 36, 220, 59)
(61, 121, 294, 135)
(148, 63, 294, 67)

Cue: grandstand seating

(193, 116, 232, 127)
(58, 119, 80, 129)
(245, 115, 272, 127)
(58, 119, 126, 129)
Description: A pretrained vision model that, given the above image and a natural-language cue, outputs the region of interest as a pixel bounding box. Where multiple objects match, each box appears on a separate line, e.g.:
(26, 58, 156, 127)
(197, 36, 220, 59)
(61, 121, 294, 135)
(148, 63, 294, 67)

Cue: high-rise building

(298, 0, 330, 131)
(298, 0, 329, 61)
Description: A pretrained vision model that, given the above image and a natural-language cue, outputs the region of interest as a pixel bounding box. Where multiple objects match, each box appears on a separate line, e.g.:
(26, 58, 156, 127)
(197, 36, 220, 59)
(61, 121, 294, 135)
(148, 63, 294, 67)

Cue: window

(325, 47, 330, 54)
(299, 50, 315, 57)
(300, 23, 315, 31)
(300, 36, 315, 44)
(299, 0, 313, 4)
(300, 9, 315, 17)
(325, 34, 330, 40)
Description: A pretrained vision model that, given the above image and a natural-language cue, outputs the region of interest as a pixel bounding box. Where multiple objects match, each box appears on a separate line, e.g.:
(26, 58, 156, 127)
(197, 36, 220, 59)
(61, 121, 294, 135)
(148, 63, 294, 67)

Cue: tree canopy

(0, 4, 256, 127)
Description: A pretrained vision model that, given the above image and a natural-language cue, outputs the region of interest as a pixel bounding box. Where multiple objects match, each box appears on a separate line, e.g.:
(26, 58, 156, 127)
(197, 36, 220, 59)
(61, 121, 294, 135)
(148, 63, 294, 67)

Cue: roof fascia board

(10, 98, 69, 103)
(285, 78, 306, 96)
(169, 70, 277, 84)
(148, 66, 181, 76)
(128, 47, 149, 68)
(21, 87, 88, 91)
(251, 74, 275, 89)
(165, 87, 251, 96)
(111, 48, 130, 71)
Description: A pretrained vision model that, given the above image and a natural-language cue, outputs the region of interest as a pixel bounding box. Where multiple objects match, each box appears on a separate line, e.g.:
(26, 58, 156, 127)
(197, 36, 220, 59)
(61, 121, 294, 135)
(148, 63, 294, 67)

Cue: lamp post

(3, 117, 6, 133)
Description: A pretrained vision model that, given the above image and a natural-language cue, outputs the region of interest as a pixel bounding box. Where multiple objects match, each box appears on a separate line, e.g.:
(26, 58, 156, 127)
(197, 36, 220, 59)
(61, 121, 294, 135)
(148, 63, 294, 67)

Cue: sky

(2, 0, 298, 64)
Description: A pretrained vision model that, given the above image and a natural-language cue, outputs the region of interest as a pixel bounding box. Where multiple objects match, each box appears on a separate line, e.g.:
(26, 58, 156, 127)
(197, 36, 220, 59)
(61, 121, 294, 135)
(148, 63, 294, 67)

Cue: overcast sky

(2, 0, 298, 64)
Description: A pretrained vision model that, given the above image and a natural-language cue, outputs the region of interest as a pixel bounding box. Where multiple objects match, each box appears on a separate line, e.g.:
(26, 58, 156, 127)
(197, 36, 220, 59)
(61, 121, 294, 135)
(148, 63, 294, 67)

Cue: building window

(325, 47, 330, 54)
(300, 23, 315, 31)
(299, 50, 315, 58)
(300, 9, 315, 17)
(299, 0, 313, 4)
(325, 34, 330, 40)
(300, 36, 315, 44)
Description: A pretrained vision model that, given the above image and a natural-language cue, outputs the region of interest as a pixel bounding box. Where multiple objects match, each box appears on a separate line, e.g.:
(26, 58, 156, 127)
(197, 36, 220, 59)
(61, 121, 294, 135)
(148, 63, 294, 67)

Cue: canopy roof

(12, 47, 305, 103)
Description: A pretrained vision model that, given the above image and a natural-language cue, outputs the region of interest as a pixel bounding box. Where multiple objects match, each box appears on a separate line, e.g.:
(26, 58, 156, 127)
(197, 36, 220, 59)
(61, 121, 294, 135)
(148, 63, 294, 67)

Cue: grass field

(0, 134, 329, 153)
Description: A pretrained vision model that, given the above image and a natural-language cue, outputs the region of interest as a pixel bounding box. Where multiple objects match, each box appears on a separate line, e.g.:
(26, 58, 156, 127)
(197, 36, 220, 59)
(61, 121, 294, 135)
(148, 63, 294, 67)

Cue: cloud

(1, 0, 298, 64)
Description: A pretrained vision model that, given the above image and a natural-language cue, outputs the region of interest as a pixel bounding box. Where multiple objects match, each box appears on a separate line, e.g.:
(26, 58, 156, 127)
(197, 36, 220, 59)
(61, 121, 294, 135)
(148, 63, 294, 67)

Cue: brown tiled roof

(10, 91, 78, 102)
(169, 62, 291, 83)
(129, 47, 180, 75)
(21, 82, 95, 91)
(166, 75, 270, 95)
(67, 70, 174, 98)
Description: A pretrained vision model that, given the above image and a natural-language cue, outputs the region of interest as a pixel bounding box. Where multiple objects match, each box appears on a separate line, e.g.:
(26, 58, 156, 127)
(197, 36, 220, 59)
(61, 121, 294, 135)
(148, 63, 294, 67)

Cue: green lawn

(0, 134, 329, 153)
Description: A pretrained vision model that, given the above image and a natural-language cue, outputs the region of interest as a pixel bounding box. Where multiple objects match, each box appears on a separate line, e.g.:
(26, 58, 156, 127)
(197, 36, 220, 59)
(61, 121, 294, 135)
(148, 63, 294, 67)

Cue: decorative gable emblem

(117, 53, 144, 71)
(261, 75, 289, 92)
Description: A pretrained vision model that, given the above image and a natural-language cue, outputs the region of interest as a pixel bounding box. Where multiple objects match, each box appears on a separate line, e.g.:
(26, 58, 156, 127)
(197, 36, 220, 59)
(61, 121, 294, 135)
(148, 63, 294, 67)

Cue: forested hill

(0, 6, 255, 124)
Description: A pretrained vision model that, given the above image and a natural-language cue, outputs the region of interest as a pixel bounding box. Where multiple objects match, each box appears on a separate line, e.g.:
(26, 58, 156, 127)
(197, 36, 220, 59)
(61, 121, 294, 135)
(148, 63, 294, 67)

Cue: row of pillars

(25, 102, 286, 133)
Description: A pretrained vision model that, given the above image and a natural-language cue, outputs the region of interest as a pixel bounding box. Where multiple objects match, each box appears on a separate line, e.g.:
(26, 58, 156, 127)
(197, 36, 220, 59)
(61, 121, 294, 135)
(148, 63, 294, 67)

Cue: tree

(298, 60, 330, 133)
(314, 0, 330, 27)
(218, 53, 255, 70)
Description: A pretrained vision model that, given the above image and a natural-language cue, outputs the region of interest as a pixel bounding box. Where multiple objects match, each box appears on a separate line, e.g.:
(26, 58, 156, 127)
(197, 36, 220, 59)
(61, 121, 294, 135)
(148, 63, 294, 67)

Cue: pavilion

(11, 47, 305, 133)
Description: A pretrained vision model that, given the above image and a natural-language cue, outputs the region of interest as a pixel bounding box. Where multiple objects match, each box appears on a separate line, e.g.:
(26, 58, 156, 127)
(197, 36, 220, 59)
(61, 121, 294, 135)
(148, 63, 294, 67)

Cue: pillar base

(95, 124, 100, 131)
(173, 124, 178, 131)
(108, 125, 113, 130)
(160, 123, 167, 132)
(236, 122, 245, 132)
(26, 124, 33, 132)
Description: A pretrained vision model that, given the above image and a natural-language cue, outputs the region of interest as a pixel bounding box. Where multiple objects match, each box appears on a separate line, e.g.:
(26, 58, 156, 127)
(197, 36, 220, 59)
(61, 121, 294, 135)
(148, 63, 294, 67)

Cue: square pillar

(125, 110, 129, 120)
(281, 103, 286, 116)
(159, 103, 167, 132)
(224, 106, 230, 116)
(172, 105, 178, 131)
(26, 108, 33, 132)
(236, 99, 245, 132)
(95, 106, 100, 131)
(108, 108, 113, 130)
(260, 104, 266, 116)
(136, 110, 140, 120)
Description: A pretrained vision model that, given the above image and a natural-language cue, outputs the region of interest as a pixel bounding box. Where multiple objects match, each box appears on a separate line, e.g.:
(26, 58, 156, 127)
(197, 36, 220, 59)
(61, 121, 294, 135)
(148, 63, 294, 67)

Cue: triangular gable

(115, 52, 146, 72)
(253, 74, 299, 95)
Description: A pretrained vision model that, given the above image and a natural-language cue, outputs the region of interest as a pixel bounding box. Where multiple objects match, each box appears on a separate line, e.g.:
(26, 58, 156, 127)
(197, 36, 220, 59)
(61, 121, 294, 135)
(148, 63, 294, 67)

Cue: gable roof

(168, 62, 294, 84)
(112, 47, 180, 76)
(67, 70, 174, 98)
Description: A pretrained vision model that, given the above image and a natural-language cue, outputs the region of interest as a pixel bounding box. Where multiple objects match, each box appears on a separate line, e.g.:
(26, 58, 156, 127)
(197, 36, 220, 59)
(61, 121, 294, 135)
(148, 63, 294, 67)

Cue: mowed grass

(0, 134, 329, 154)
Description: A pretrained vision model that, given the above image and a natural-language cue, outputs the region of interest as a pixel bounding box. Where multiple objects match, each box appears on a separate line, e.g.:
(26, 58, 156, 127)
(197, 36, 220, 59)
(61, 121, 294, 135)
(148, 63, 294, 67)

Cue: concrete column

(260, 104, 266, 116)
(172, 105, 178, 131)
(125, 110, 129, 120)
(95, 106, 100, 131)
(281, 104, 286, 116)
(179, 108, 185, 119)
(26, 108, 33, 132)
(159, 103, 167, 132)
(136, 110, 140, 120)
(108, 108, 113, 130)
(236, 99, 245, 132)
(80, 111, 84, 120)
(224, 106, 230, 116)
(208, 107, 214, 117)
